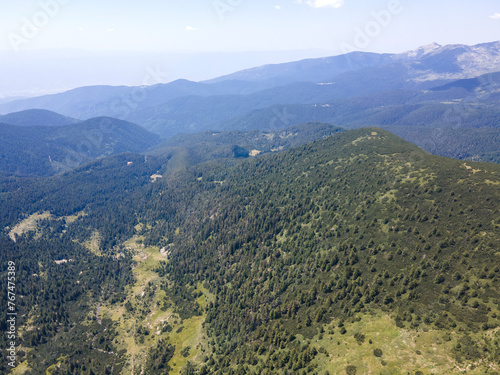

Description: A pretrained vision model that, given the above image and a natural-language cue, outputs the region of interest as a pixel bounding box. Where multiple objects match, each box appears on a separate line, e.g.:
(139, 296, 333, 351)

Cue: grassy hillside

(1, 128, 499, 374)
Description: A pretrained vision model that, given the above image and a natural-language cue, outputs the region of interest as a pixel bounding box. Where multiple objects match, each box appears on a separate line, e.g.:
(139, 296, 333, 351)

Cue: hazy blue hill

(126, 67, 454, 138)
(208, 41, 500, 85)
(221, 88, 500, 130)
(0, 82, 214, 119)
(2, 41, 499, 127)
(0, 109, 80, 127)
(114, 64, 500, 138)
(0, 85, 132, 117)
(0, 117, 159, 176)
(0, 42, 498, 168)
(0, 96, 25, 105)
(119, 79, 272, 112)
(126, 82, 359, 136)
(0, 79, 277, 120)
(205, 51, 396, 85)
(382, 125, 500, 163)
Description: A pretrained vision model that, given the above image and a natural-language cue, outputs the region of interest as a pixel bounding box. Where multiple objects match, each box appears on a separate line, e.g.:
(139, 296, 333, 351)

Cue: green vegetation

(1, 45, 500, 169)
(1, 127, 499, 374)
(0, 117, 159, 176)
(383, 125, 500, 164)
(149, 122, 345, 174)
(223, 100, 500, 164)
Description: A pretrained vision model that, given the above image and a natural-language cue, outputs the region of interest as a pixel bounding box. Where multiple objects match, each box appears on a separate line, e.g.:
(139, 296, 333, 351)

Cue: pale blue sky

(1, 0, 499, 53)
(1, 0, 499, 97)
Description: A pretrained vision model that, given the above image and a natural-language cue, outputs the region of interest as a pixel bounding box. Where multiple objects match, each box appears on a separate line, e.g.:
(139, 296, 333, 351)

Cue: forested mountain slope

(0, 128, 499, 374)
(219, 73, 500, 164)
(1, 42, 499, 168)
(148, 122, 345, 173)
(0, 109, 79, 127)
(383, 126, 500, 164)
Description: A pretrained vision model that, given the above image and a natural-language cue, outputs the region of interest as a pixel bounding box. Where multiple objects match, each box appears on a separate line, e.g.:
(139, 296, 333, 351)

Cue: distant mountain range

(0, 108, 344, 177)
(0, 49, 339, 98)
(2, 42, 500, 374)
(209, 41, 500, 84)
(2, 41, 499, 128)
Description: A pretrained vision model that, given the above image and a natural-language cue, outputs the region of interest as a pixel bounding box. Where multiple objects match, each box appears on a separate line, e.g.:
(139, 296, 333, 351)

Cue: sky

(0, 0, 499, 97)
(1, 0, 499, 53)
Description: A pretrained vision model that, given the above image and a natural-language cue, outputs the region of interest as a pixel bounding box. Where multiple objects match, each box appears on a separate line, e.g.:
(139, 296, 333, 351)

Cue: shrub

(354, 332, 365, 345)
(434, 274, 445, 284)
(181, 346, 191, 358)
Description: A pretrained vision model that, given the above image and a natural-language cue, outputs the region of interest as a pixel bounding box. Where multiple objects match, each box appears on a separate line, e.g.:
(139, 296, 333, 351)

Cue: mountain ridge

(0, 109, 80, 127)
(0, 116, 159, 176)
(1, 40, 499, 125)
(1, 127, 499, 374)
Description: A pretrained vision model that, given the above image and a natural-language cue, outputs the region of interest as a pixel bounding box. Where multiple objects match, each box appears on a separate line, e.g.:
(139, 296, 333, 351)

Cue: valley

(1, 39, 500, 374)
(1, 126, 499, 374)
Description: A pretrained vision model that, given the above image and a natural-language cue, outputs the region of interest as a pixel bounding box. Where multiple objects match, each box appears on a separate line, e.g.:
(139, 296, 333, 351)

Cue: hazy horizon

(1, 0, 499, 97)
(0, 48, 341, 98)
(2, 0, 499, 52)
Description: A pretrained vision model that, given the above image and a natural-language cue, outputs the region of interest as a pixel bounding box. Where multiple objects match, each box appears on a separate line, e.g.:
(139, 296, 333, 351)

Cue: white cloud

(490, 13, 500, 19)
(185, 26, 198, 31)
(299, 0, 344, 8)
(275, 5, 282, 10)
(106, 28, 115, 32)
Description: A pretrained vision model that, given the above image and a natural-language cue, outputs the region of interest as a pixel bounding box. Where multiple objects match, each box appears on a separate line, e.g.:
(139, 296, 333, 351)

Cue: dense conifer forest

(1, 128, 499, 374)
